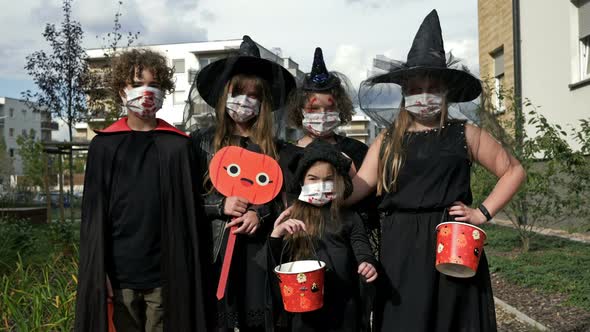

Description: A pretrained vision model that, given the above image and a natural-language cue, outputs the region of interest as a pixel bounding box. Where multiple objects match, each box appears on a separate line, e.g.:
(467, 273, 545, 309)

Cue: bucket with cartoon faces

(274, 260, 326, 312)
(435, 222, 487, 278)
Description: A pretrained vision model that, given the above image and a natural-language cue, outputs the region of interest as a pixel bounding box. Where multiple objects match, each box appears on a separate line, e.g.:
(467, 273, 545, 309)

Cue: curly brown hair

(110, 49, 175, 103)
(287, 84, 354, 128)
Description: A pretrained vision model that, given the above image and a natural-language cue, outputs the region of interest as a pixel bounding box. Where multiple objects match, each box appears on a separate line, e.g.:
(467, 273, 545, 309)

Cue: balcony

(41, 121, 59, 131)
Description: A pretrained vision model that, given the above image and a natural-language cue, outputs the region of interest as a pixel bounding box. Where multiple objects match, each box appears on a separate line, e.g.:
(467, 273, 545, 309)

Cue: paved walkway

(491, 218, 590, 244)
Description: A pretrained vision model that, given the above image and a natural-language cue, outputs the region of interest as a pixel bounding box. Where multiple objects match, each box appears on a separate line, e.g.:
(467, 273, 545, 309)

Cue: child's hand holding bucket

(271, 218, 307, 238)
(358, 262, 378, 283)
(448, 201, 488, 225)
(274, 206, 294, 228)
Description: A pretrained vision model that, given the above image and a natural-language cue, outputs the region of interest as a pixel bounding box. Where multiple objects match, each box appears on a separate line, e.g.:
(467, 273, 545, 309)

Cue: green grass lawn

(484, 224, 590, 308)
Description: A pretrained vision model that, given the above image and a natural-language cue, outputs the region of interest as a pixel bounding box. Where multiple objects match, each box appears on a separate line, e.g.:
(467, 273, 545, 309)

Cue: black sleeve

(347, 211, 378, 266)
(75, 137, 108, 332)
(190, 128, 227, 219)
(267, 236, 287, 268)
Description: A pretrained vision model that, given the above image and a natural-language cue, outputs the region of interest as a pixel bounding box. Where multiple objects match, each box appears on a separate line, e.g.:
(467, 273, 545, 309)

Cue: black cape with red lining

(74, 117, 214, 332)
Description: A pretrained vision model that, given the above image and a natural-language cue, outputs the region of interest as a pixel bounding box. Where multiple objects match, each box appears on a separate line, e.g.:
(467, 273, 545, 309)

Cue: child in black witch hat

(74, 49, 211, 331)
(190, 35, 296, 332)
(269, 139, 378, 332)
(280, 47, 381, 251)
(339, 10, 526, 331)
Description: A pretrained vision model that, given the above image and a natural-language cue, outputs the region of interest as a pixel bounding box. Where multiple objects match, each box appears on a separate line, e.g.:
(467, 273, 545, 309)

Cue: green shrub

(0, 217, 38, 274)
(0, 252, 78, 331)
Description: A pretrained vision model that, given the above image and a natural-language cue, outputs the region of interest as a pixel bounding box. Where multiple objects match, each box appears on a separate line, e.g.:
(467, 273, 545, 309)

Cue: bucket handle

(277, 231, 322, 272)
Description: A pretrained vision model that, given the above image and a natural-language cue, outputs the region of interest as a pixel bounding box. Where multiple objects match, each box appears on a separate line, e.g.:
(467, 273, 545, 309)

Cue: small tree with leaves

(473, 80, 589, 251)
(86, 0, 140, 125)
(15, 135, 44, 190)
(0, 137, 14, 191)
(22, 0, 88, 221)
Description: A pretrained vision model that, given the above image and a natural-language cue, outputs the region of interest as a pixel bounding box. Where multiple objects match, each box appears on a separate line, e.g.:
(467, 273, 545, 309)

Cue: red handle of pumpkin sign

(216, 224, 238, 300)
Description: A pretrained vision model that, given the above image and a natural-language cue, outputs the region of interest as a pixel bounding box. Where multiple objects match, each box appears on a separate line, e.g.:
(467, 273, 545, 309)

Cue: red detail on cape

(95, 117, 188, 137)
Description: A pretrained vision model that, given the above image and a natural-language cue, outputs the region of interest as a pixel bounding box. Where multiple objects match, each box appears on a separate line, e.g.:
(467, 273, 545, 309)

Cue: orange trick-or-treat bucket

(274, 260, 326, 312)
(435, 222, 487, 278)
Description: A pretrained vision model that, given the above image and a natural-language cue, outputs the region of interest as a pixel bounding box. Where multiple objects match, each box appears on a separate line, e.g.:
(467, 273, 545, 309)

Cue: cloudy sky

(0, 0, 479, 99)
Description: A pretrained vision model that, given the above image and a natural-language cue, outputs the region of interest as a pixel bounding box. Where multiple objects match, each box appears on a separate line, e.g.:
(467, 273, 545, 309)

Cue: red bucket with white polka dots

(435, 222, 487, 278)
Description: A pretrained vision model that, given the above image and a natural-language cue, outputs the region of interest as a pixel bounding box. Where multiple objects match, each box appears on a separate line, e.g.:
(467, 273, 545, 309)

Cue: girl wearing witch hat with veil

(280, 47, 381, 252)
(278, 47, 381, 329)
(190, 35, 296, 331)
(338, 10, 526, 331)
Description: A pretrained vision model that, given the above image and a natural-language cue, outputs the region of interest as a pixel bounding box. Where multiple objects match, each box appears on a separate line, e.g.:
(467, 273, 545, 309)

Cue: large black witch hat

(367, 10, 481, 102)
(302, 47, 341, 91)
(196, 35, 296, 110)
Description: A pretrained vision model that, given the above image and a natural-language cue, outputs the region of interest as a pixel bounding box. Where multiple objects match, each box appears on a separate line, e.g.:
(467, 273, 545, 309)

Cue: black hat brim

(196, 55, 296, 110)
(369, 66, 482, 103)
(291, 141, 354, 199)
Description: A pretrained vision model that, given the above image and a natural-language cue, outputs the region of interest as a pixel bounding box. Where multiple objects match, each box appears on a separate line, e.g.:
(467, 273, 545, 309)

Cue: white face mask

(301, 111, 341, 137)
(298, 181, 336, 206)
(404, 93, 443, 121)
(226, 94, 261, 123)
(123, 86, 165, 119)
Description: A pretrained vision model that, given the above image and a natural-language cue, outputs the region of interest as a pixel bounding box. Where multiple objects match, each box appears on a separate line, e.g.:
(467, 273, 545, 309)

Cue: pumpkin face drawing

(209, 146, 284, 205)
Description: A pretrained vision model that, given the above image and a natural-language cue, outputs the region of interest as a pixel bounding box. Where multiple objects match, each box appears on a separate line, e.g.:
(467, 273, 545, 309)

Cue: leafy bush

(0, 217, 38, 274)
(0, 252, 78, 331)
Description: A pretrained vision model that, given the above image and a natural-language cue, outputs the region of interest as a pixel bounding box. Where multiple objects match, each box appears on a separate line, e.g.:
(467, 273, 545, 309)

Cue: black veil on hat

(195, 35, 296, 111)
(358, 9, 483, 127)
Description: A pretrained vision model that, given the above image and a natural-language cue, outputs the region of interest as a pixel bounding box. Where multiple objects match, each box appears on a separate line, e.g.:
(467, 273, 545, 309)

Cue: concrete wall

(520, 0, 590, 149)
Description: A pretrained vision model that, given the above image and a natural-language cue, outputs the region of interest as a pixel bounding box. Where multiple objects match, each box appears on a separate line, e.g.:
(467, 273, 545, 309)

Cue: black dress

(191, 127, 283, 330)
(374, 121, 497, 332)
(268, 208, 377, 332)
(278, 135, 380, 331)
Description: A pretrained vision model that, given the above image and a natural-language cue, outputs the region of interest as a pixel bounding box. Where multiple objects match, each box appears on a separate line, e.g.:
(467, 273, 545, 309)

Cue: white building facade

(86, 38, 304, 136)
(0, 97, 57, 175)
(519, 0, 590, 148)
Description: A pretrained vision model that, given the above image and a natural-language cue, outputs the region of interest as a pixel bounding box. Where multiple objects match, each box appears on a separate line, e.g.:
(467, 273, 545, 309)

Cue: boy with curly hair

(75, 49, 212, 332)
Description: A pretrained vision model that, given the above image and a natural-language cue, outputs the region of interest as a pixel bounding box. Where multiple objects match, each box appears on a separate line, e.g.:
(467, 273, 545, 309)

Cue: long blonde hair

(377, 97, 449, 195)
(287, 163, 346, 260)
(213, 74, 278, 160)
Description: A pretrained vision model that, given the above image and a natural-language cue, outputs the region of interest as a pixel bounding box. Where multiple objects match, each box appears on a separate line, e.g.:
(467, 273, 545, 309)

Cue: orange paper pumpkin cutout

(209, 146, 283, 204)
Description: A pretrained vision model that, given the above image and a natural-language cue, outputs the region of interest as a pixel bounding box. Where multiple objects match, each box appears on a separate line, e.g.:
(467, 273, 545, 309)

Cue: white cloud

(330, 45, 373, 88)
(445, 38, 480, 76)
(1, 0, 479, 90)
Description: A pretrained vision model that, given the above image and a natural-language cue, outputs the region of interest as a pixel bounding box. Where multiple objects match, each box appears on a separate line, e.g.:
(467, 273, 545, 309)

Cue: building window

(29, 129, 36, 139)
(9, 149, 14, 157)
(21, 129, 27, 137)
(198, 56, 218, 69)
(9, 128, 14, 137)
(9, 108, 14, 118)
(491, 48, 505, 113)
(22, 109, 27, 119)
(173, 59, 185, 74)
(577, 0, 590, 80)
(173, 90, 186, 105)
(581, 36, 590, 80)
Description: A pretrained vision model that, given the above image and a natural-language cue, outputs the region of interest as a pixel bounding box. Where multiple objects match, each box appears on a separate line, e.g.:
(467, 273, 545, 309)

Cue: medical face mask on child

(226, 94, 261, 123)
(404, 93, 443, 121)
(301, 111, 341, 137)
(298, 181, 336, 206)
(123, 86, 165, 119)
